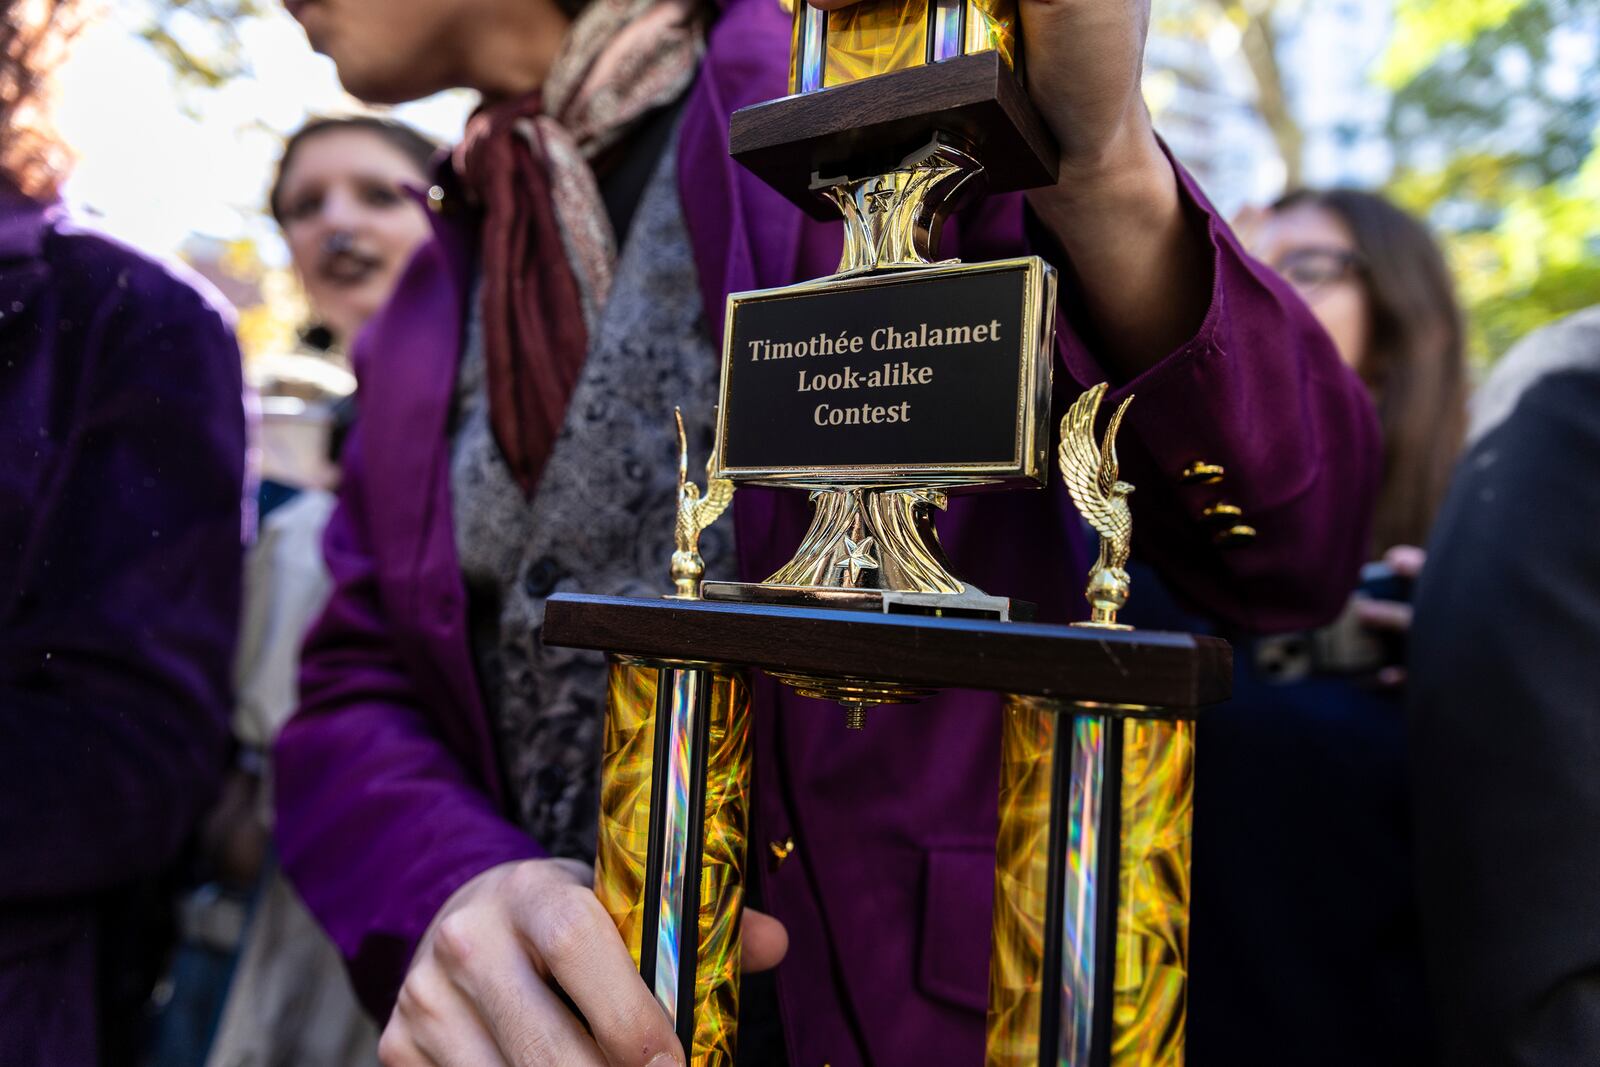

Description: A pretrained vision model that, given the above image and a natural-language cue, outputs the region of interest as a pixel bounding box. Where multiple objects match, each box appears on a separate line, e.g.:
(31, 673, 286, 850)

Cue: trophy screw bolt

(843, 703, 868, 730)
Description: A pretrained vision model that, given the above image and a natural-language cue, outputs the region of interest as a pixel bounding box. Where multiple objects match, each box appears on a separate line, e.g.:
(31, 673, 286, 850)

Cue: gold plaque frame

(714, 255, 1057, 489)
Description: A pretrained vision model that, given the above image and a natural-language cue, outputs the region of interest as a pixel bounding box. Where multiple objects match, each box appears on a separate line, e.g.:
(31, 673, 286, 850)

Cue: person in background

(269, 0, 1382, 1062)
(0, 1, 248, 1064)
(189, 116, 438, 1067)
(1183, 189, 1469, 1065)
(1408, 306, 1600, 1066)
(271, 115, 440, 349)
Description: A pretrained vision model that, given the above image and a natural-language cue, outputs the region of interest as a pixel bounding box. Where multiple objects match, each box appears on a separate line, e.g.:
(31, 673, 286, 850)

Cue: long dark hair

(1, 0, 77, 199)
(1275, 188, 1468, 552)
(269, 115, 439, 222)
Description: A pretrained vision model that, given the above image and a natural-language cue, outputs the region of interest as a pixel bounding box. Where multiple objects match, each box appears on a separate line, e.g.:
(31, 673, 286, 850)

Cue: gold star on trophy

(836, 535, 880, 585)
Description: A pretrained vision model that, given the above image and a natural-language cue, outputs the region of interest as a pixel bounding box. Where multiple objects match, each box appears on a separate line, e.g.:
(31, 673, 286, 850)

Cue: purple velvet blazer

(276, 1, 1381, 1062)
(0, 188, 247, 1065)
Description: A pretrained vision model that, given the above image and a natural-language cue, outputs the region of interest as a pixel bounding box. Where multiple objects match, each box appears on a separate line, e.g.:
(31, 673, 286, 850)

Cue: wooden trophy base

(728, 51, 1059, 219)
(547, 592, 1228, 1065)
(543, 593, 1230, 711)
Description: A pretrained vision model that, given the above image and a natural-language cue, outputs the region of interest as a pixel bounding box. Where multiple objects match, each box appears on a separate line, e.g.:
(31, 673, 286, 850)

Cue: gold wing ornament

(670, 407, 735, 598)
(1058, 383, 1136, 628)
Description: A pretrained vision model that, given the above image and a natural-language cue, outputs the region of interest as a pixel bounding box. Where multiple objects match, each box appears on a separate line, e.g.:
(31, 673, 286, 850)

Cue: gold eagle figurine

(1058, 383, 1136, 629)
(669, 407, 734, 599)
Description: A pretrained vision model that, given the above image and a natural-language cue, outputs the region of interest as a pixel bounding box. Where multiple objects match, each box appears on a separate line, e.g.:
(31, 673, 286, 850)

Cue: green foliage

(1384, 0, 1600, 364)
(137, 0, 266, 90)
(1380, 0, 1530, 85)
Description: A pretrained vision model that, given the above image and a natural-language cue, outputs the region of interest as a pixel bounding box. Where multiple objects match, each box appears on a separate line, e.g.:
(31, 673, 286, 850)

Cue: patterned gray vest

(449, 130, 733, 860)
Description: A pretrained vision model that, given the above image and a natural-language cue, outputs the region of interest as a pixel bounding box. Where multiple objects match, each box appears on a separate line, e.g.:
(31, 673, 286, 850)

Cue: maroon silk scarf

(453, 95, 590, 496)
(449, 0, 701, 495)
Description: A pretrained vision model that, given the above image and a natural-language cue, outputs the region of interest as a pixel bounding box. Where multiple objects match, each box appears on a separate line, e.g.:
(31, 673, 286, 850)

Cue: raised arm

(1002, 0, 1380, 629)
(774, 0, 1383, 633)
(803, 0, 1212, 374)
(1046, 166, 1381, 633)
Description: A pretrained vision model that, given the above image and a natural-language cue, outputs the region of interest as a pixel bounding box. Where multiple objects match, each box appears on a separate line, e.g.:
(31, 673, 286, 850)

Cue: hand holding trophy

(806, 0, 1162, 174)
(546, 1, 1230, 1064)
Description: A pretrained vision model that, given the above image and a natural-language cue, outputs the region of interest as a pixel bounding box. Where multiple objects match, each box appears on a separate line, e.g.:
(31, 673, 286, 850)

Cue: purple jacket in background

(276, 0, 1382, 1062)
(0, 187, 248, 1066)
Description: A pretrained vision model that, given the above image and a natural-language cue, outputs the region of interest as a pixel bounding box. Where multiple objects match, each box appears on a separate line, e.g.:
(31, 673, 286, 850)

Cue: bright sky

(53, 1, 472, 268)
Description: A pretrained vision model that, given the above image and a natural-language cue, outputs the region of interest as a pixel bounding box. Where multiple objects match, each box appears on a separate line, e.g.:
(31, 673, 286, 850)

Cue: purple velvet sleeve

(1045, 162, 1381, 632)
(934, 157, 1382, 633)
(275, 424, 543, 1020)
(0, 267, 246, 899)
(684, 0, 1377, 634)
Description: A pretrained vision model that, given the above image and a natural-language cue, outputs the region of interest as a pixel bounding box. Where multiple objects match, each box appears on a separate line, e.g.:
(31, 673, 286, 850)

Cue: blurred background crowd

(57, 0, 1600, 372)
(4, 0, 1599, 1065)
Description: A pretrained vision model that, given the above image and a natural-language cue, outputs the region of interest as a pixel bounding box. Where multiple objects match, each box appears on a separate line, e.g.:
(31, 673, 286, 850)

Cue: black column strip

(1088, 719, 1125, 1067)
(819, 10, 830, 89)
(638, 667, 676, 988)
(1036, 709, 1070, 1065)
(675, 671, 715, 1055)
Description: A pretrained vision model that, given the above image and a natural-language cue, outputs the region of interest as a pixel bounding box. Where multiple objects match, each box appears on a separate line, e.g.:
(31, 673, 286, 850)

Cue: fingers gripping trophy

(543, 2, 1229, 1065)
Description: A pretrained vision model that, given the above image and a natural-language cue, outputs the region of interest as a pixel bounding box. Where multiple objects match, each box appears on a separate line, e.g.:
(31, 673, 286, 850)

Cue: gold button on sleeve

(1213, 524, 1257, 546)
(1180, 461, 1225, 485)
(1200, 502, 1243, 522)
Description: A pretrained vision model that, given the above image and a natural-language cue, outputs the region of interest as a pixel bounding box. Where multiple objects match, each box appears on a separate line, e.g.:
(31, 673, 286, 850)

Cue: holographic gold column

(594, 661, 751, 1067)
(963, 0, 1016, 67)
(1058, 716, 1105, 1065)
(652, 669, 701, 1019)
(987, 699, 1106, 1067)
(790, 0, 827, 93)
(987, 695, 1056, 1067)
(824, 0, 929, 87)
(1109, 719, 1195, 1067)
(690, 671, 751, 1066)
(595, 659, 661, 963)
(786, 0, 1018, 95)
(930, 0, 964, 61)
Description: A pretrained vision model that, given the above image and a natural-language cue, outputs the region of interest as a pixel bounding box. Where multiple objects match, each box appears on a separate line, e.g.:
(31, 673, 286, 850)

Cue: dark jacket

(0, 187, 248, 1065)
(1410, 306, 1600, 1066)
(1187, 643, 1428, 1064)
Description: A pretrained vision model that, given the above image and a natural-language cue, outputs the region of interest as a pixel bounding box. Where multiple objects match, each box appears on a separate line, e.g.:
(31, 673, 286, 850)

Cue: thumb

(741, 909, 789, 973)
(1383, 544, 1427, 579)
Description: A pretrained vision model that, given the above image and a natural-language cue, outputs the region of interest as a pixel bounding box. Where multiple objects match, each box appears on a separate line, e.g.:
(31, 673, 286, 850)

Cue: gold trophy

(543, 3, 1227, 1064)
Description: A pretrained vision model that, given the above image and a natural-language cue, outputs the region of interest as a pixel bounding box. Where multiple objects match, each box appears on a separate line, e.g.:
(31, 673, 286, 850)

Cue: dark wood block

(543, 593, 1231, 712)
(728, 51, 1060, 219)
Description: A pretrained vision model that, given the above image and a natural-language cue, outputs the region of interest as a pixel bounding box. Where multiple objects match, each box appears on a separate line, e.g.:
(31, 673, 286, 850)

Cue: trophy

(541, 2, 1231, 1064)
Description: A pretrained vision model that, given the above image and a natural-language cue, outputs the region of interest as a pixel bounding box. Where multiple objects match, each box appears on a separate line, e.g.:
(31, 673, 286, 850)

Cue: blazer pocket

(917, 843, 995, 1013)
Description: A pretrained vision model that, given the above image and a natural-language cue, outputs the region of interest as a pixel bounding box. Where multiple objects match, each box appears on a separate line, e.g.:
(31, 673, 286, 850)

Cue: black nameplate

(716, 258, 1054, 485)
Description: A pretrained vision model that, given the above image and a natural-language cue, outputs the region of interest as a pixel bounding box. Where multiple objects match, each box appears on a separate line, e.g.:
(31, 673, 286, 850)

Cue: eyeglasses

(1269, 247, 1363, 300)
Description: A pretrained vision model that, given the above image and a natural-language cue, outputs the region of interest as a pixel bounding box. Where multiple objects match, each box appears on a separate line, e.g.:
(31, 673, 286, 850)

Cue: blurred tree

(138, 0, 266, 89)
(1383, 0, 1600, 362)
(137, 0, 1600, 365)
(136, 0, 315, 363)
(1153, 0, 1308, 189)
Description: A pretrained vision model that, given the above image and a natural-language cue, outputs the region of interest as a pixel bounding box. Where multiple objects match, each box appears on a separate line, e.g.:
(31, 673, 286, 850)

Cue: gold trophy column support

(594, 659, 752, 1067)
(988, 697, 1106, 1067)
(985, 700, 1195, 1067)
(1109, 719, 1194, 1066)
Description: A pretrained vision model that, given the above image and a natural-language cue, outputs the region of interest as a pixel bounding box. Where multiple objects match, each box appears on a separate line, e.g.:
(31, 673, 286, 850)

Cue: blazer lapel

(354, 203, 510, 800)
